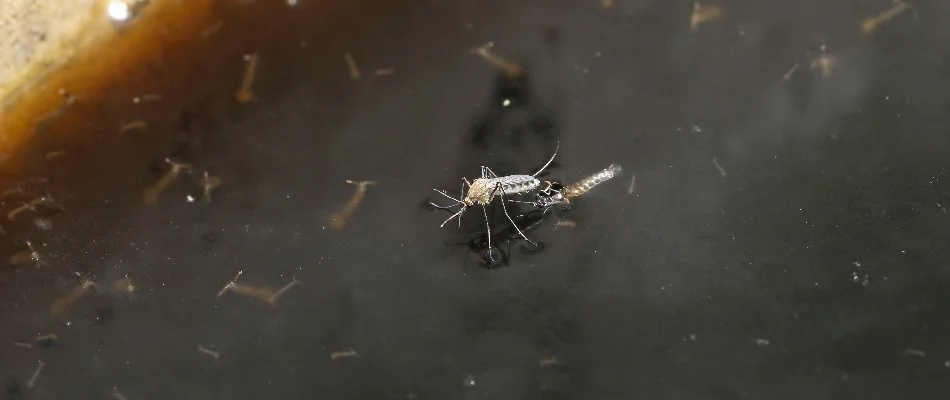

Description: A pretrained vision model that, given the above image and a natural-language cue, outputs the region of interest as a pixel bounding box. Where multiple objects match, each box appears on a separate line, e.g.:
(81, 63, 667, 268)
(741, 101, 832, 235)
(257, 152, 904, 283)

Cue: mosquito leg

(458, 178, 469, 228)
(481, 204, 494, 264)
(431, 187, 466, 226)
(497, 186, 538, 247)
(485, 241, 509, 269)
(440, 208, 466, 227)
(483, 167, 500, 178)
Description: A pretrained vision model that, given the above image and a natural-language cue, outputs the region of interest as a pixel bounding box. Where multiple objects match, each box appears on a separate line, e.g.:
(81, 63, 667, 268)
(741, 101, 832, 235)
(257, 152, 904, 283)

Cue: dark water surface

(2, 0, 950, 398)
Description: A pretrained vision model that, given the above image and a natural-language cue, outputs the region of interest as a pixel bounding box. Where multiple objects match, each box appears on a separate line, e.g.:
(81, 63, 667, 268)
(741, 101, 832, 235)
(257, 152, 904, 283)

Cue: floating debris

(216, 271, 300, 308)
(539, 356, 559, 367)
(470, 42, 523, 78)
(554, 220, 577, 230)
(31, 216, 50, 229)
(118, 120, 148, 134)
(7, 203, 33, 221)
(374, 68, 395, 76)
(330, 348, 359, 361)
(782, 63, 800, 80)
(142, 159, 190, 205)
(235, 53, 260, 103)
(200, 172, 222, 203)
(111, 386, 130, 400)
(197, 344, 221, 362)
(8, 196, 59, 221)
(810, 44, 837, 78)
(901, 348, 926, 358)
(344, 53, 361, 79)
(2, 185, 25, 198)
(689, 1, 723, 31)
(50, 280, 100, 318)
(201, 21, 225, 39)
(9, 241, 42, 267)
(329, 180, 376, 230)
(851, 271, 870, 287)
(711, 157, 728, 177)
(112, 277, 136, 298)
(35, 333, 58, 348)
(132, 94, 162, 103)
(861, 1, 911, 35)
(45, 150, 66, 160)
(25, 360, 45, 389)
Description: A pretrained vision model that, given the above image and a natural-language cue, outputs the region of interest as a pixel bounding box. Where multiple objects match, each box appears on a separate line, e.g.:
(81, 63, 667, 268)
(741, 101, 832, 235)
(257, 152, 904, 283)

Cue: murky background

(2, 0, 950, 398)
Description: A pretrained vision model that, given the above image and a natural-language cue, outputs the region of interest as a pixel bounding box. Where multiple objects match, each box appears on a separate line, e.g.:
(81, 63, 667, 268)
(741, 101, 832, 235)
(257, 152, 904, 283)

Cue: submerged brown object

(329, 180, 376, 230)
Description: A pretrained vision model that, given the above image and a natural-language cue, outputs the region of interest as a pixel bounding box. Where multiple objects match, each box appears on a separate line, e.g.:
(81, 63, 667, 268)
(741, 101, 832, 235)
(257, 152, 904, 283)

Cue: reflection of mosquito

(461, 205, 554, 268)
(429, 142, 560, 260)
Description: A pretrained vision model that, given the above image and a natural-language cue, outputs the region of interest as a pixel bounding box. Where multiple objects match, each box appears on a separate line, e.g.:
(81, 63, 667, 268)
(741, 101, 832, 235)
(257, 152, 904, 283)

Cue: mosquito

(430, 142, 560, 259)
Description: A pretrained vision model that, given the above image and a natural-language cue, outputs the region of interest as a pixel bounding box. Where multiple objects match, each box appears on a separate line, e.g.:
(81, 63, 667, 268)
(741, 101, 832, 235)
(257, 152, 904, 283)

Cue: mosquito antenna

(433, 188, 463, 203)
(532, 141, 560, 177)
(429, 201, 461, 212)
(439, 207, 466, 227)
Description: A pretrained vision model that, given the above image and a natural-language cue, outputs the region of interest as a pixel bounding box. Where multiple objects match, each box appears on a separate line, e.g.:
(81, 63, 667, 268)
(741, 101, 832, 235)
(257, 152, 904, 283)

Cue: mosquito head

(464, 179, 493, 205)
